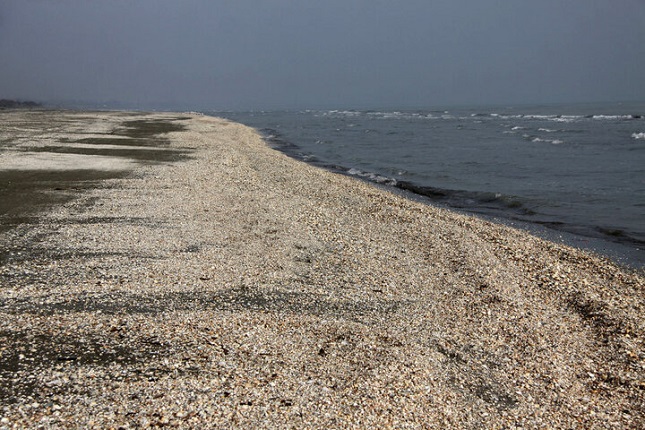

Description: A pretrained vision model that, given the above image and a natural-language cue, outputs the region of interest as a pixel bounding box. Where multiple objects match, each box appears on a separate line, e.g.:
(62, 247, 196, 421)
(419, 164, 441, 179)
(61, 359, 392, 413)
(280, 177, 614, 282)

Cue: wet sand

(1, 110, 644, 428)
(0, 110, 190, 233)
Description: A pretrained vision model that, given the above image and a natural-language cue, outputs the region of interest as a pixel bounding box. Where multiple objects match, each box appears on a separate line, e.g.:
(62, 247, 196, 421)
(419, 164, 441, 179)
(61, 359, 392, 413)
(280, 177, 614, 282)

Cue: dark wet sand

(0, 111, 191, 234)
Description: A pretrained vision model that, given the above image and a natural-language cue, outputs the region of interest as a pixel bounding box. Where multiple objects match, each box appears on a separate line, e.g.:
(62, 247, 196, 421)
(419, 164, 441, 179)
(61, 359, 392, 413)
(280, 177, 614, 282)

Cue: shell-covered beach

(1, 110, 643, 428)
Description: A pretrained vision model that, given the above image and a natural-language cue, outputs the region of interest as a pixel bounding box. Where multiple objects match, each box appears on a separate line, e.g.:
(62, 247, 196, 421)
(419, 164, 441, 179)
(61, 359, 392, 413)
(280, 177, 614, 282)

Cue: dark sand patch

(116, 118, 189, 138)
(25, 145, 193, 164)
(0, 328, 179, 403)
(1, 287, 406, 322)
(0, 169, 129, 234)
(0, 112, 194, 235)
(72, 137, 171, 147)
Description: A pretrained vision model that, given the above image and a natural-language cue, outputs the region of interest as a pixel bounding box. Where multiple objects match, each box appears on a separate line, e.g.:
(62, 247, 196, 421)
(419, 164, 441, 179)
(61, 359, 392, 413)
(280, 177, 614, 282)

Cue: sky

(1, 0, 644, 110)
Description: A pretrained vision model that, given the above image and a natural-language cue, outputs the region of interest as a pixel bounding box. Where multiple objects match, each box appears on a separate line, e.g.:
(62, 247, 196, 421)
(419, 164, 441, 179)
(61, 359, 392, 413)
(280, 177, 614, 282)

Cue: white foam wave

(593, 115, 632, 120)
(523, 115, 555, 120)
(632, 132, 645, 140)
(328, 110, 361, 117)
(347, 168, 397, 185)
(532, 137, 563, 144)
(319, 109, 640, 124)
(490, 114, 583, 123)
(538, 128, 558, 133)
(511, 126, 524, 130)
(550, 116, 578, 123)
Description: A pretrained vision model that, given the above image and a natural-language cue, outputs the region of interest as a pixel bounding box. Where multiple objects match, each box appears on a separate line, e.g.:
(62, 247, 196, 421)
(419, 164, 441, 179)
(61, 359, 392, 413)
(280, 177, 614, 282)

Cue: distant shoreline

(0, 99, 42, 109)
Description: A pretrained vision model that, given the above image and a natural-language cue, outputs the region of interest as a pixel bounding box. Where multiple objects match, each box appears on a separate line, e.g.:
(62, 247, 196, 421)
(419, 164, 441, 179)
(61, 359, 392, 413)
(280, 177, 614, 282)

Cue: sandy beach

(1, 110, 644, 428)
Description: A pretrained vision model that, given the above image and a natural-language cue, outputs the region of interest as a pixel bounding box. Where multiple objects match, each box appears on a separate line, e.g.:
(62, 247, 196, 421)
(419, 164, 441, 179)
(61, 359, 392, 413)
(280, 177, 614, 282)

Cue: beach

(1, 110, 644, 428)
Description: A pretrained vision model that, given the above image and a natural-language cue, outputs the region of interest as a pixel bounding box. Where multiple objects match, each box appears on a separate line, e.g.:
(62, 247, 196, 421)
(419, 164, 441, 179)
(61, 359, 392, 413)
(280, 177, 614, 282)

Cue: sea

(211, 102, 645, 269)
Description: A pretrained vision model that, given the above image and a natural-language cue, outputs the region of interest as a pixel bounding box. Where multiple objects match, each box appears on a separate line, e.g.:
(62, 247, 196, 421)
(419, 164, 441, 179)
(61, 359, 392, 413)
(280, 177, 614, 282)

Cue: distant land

(0, 99, 42, 109)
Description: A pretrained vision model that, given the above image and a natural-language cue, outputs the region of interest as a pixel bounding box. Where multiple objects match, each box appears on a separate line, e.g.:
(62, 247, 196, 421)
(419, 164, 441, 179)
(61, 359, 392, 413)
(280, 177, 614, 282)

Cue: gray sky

(1, 0, 644, 110)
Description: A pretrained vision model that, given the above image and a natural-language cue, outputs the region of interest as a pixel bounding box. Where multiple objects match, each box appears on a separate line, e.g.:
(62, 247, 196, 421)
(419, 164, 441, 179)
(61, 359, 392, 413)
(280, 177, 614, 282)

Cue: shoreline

(1, 110, 643, 427)
(252, 121, 644, 270)
(387, 180, 645, 270)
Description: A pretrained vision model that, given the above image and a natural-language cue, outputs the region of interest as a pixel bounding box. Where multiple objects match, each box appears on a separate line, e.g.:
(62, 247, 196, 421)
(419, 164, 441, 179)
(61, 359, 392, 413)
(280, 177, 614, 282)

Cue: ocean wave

(321, 110, 462, 121)
(487, 113, 644, 123)
(324, 110, 361, 117)
(394, 181, 533, 215)
(346, 168, 397, 185)
(319, 109, 643, 124)
(550, 116, 579, 123)
(531, 137, 563, 144)
(483, 113, 583, 123)
(523, 114, 561, 120)
(367, 112, 404, 119)
(592, 115, 637, 120)
(632, 132, 645, 140)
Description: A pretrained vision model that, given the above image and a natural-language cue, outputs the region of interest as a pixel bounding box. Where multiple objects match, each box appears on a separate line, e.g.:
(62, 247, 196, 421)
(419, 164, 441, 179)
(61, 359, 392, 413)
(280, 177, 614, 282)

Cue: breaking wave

(346, 168, 397, 185)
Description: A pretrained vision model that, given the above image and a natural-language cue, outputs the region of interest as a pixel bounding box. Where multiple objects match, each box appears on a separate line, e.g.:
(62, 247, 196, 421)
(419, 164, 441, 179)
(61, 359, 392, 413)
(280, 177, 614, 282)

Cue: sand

(1, 110, 643, 428)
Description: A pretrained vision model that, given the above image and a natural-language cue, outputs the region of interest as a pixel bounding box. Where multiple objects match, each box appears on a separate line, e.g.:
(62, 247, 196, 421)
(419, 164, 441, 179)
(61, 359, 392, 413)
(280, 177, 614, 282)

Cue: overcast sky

(1, 0, 644, 110)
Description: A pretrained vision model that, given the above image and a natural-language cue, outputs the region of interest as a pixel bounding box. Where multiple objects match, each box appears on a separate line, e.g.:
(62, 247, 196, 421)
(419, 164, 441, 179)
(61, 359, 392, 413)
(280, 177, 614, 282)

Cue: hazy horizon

(1, 1, 644, 111)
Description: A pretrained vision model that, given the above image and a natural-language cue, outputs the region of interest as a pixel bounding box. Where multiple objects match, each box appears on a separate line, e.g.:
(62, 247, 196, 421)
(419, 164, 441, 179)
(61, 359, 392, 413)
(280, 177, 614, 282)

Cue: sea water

(211, 102, 645, 267)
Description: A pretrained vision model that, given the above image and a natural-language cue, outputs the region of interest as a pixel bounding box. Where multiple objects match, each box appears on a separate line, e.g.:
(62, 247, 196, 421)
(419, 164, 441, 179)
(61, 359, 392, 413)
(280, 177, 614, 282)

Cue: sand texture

(1, 110, 644, 428)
